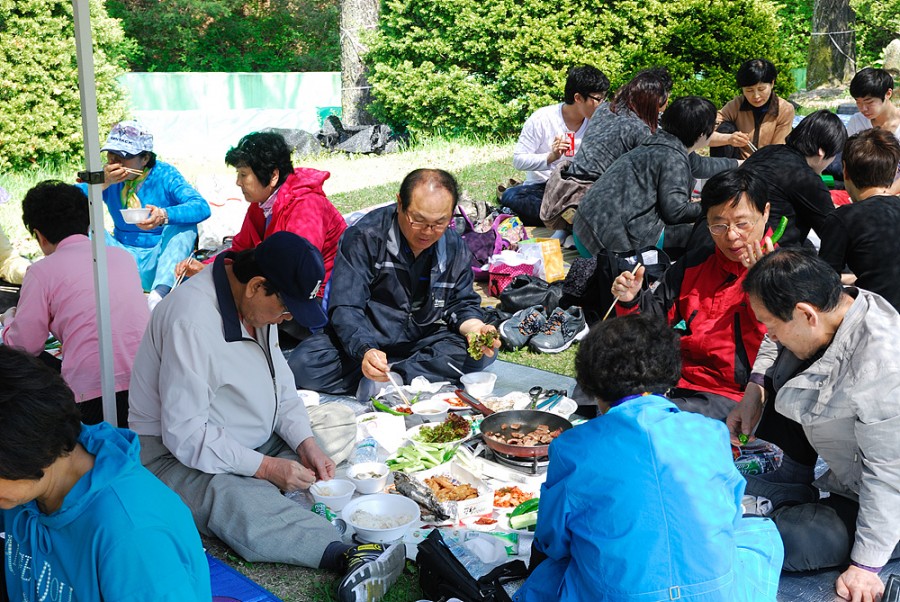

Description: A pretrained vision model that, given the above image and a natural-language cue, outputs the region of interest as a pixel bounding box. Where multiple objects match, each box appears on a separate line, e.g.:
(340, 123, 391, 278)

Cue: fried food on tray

(424, 475, 479, 502)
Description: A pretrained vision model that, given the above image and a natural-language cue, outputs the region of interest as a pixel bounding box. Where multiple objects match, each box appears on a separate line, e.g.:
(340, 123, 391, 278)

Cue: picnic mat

(778, 561, 900, 601)
(208, 553, 282, 602)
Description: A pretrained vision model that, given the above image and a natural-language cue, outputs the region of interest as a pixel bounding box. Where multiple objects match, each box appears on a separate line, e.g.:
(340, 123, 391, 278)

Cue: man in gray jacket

(729, 249, 900, 602)
(130, 232, 405, 602)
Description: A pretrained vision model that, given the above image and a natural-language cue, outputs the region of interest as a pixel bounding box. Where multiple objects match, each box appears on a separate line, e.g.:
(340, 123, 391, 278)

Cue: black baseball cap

(254, 232, 327, 329)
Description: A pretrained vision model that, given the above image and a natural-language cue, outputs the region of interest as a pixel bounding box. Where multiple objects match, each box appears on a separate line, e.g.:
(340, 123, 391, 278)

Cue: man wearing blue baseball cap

(81, 120, 211, 310)
(128, 232, 406, 601)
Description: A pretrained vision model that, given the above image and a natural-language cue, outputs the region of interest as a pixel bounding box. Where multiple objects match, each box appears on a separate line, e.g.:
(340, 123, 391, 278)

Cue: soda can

(311, 502, 347, 535)
(564, 132, 575, 157)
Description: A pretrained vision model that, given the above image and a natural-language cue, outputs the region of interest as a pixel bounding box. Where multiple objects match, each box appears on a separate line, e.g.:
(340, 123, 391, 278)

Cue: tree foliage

(0, 0, 129, 170)
(851, 0, 900, 66)
(106, 0, 340, 72)
(775, 0, 816, 71)
(366, 0, 795, 137)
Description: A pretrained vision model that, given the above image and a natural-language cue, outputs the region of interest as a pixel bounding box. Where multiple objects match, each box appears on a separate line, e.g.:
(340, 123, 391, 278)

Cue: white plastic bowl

(341, 493, 421, 543)
(120, 208, 151, 224)
(309, 478, 356, 511)
(411, 399, 449, 422)
(460, 371, 497, 398)
(348, 462, 390, 495)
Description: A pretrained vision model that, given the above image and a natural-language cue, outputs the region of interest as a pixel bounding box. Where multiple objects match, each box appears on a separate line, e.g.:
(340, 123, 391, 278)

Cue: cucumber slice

(509, 510, 539, 531)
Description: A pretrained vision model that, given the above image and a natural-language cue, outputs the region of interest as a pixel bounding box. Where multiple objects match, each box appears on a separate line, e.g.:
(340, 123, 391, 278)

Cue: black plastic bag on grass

(416, 529, 527, 602)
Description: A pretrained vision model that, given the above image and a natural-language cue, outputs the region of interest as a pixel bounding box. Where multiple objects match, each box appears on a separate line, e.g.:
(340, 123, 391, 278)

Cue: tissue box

(413, 462, 493, 521)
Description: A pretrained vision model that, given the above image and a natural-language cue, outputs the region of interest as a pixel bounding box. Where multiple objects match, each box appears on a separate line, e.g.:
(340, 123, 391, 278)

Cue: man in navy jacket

(291, 168, 499, 395)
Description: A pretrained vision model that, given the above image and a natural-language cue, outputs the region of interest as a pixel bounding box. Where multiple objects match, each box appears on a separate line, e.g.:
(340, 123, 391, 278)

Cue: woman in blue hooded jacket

(0, 347, 210, 601)
(515, 315, 783, 602)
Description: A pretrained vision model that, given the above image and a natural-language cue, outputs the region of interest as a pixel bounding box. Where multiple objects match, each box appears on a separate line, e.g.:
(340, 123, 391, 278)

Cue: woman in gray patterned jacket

(573, 96, 735, 258)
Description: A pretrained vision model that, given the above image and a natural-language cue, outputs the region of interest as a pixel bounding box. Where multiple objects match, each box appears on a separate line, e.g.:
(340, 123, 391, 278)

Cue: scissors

(528, 386, 563, 408)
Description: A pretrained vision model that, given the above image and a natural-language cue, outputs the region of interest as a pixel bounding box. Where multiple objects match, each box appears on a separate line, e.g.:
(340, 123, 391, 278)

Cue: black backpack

(416, 529, 528, 602)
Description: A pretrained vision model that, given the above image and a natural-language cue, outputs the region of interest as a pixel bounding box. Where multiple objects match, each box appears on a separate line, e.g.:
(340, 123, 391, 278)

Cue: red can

(564, 132, 575, 157)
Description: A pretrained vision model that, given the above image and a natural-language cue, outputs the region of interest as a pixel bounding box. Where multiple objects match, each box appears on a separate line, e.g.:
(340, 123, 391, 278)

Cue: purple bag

(453, 206, 512, 281)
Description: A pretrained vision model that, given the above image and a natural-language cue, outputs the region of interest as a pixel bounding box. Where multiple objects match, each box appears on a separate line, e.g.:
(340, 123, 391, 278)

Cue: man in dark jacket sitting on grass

(290, 168, 499, 396)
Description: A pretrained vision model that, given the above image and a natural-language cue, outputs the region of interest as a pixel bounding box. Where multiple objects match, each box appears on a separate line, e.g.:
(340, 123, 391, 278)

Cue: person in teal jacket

(515, 314, 783, 602)
(80, 121, 211, 310)
(0, 346, 211, 601)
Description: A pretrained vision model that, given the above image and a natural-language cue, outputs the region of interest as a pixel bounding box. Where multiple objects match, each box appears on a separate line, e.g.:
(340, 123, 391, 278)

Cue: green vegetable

(738, 433, 749, 445)
(510, 497, 540, 518)
(466, 331, 497, 360)
(371, 398, 406, 416)
(509, 511, 539, 531)
(386, 442, 457, 472)
(770, 216, 788, 244)
(413, 413, 471, 444)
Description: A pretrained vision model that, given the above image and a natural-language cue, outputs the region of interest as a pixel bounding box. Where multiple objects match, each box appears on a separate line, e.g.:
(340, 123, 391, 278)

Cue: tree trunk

(340, 0, 379, 125)
(807, 0, 856, 88)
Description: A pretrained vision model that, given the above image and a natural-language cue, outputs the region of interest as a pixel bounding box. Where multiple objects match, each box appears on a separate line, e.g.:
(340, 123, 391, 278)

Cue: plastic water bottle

(446, 540, 491, 579)
(350, 436, 378, 465)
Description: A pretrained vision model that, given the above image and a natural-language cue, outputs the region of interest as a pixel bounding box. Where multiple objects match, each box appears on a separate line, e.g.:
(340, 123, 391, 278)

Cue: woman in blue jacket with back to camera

(515, 314, 784, 602)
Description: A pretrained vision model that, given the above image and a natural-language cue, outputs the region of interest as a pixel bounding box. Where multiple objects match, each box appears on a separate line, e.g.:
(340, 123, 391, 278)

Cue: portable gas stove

(460, 438, 549, 488)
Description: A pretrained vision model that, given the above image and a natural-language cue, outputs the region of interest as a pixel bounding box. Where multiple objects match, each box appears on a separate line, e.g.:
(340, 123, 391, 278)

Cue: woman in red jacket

(177, 132, 346, 297)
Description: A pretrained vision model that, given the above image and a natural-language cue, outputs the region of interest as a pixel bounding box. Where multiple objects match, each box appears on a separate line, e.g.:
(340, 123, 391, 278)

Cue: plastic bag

(519, 240, 565, 283)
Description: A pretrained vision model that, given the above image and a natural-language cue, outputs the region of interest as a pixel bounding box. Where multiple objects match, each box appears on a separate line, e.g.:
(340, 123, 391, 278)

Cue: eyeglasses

(404, 212, 449, 233)
(708, 218, 759, 238)
(274, 292, 291, 316)
(587, 94, 605, 103)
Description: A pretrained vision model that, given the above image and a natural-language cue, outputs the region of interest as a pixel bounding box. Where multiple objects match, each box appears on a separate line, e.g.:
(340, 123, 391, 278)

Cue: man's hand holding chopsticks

(611, 265, 645, 304)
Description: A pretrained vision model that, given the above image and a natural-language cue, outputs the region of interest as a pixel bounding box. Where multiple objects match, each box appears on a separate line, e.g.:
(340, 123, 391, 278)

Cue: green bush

(106, 0, 340, 72)
(0, 0, 129, 170)
(852, 0, 900, 66)
(367, 0, 794, 137)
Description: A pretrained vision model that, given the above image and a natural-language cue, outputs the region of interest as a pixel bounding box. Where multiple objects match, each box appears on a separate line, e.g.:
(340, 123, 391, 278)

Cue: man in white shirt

(845, 67, 900, 194)
(501, 65, 609, 226)
(129, 232, 405, 602)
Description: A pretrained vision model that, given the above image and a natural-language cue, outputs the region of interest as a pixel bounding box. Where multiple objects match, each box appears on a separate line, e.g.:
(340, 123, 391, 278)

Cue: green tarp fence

(118, 72, 341, 161)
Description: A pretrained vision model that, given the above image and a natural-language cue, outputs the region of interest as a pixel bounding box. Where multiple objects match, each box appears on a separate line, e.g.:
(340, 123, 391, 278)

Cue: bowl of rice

(309, 479, 356, 511)
(341, 493, 420, 543)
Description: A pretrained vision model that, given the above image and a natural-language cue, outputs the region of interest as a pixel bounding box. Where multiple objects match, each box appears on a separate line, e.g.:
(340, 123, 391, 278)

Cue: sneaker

(498, 305, 547, 349)
(528, 307, 589, 353)
(337, 543, 405, 602)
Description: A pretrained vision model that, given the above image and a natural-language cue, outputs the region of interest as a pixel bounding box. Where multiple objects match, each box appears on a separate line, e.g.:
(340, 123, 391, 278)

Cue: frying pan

(479, 409, 572, 458)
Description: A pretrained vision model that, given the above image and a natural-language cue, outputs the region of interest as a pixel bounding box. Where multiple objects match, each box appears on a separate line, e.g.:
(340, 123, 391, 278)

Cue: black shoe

(483, 305, 512, 329)
(337, 543, 405, 602)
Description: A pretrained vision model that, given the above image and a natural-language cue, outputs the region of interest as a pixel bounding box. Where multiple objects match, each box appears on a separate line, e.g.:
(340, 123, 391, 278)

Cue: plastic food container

(309, 479, 356, 511)
(411, 399, 449, 422)
(341, 493, 421, 543)
(460, 372, 497, 398)
(120, 208, 151, 224)
(348, 462, 390, 495)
